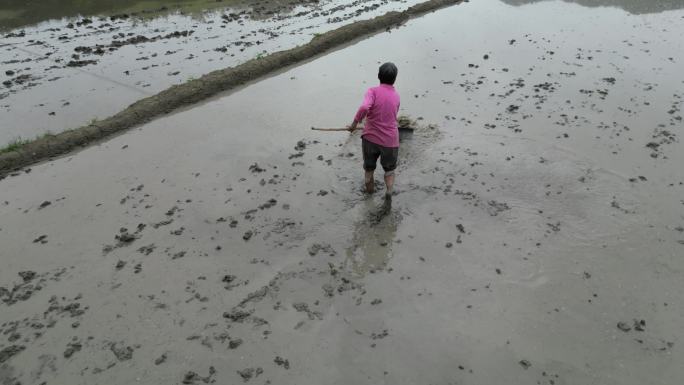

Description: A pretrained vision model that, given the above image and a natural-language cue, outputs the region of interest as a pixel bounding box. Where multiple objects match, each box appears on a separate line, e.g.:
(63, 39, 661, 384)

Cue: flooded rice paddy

(1, 0, 683, 384)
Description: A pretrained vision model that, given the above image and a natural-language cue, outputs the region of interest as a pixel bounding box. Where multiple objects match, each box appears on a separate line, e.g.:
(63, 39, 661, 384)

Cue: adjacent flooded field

(1, 0, 683, 384)
(0, 0, 427, 145)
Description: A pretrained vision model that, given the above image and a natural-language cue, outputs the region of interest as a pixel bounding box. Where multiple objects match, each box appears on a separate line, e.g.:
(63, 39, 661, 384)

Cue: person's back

(360, 84, 400, 148)
(348, 62, 401, 198)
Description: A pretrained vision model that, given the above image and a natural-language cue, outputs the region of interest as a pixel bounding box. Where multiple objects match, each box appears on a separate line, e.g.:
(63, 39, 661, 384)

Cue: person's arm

(349, 89, 375, 132)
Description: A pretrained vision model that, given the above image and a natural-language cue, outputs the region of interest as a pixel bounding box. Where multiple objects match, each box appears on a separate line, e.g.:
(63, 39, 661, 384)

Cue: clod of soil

(0, 345, 25, 363)
(110, 343, 134, 361)
(228, 339, 243, 349)
(274, 356, 290, 369)
(519, 359, 531, 369)
(18, 271, 36, 282)
(617, 321, 631, 332)
(154, 353, 167, 365)
(63, 342, 82, 358)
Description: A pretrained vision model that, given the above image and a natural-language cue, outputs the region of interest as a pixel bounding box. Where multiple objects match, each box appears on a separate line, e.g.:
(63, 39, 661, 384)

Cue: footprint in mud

(345, 198, 400, 276)
(368, 198, 393, 227)
(327, 117, 440, 276)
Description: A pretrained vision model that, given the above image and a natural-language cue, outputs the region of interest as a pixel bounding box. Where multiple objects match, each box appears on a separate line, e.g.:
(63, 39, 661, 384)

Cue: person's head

(378, 62, 398, 85)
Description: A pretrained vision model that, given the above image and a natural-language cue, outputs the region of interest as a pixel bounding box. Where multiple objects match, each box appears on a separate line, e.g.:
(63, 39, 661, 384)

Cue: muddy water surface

(1, 0, 683, 384)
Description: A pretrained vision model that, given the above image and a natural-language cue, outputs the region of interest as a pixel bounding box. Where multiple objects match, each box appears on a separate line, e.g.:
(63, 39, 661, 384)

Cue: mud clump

(617, 319, 646, 332)
(248, 163, 265, 173)
(223, 308, 254, 322)
(0, 271, 48, 305)
(18, 270, 36, 282)
(137, 244, 156, 255)
(66, 60, 98, 67)
(242, 230, 253, 241)
(116, 229, 138, 243)
(308, 243, 336, 256)
(182, 366, 216, 384)
(63, 342, 82, 358)
(292, 302, 322, 320)
(3, 73, 40, 89)
(154, 353, 167, 365)
(397, 115, 417, 130)
(221, 274, 243, 290)
(294, 140, 306, 151)
(110, 343, 134, 361)
(33, 234, 48, 244)
(370, 330, 389, 340)
(0, 345, 25, 363)
(259, 198, 277, 209)
(617, 321, 631, 332)
(76, 31, 194, 57)
(238, 286, 270, 308)
(103, 226, 144, 254)
(237, 367, 263, 382)
(487, 200, 511, 216)
(646, 128, 677, 158)
(44, 295, 87, 318)
(274, 356, 290, 369)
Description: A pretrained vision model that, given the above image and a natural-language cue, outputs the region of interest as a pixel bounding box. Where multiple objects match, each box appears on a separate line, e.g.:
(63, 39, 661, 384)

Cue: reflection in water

(345, 197, 399, 277)
(0, 0, 204, 30)
(500, 0, 684, 14)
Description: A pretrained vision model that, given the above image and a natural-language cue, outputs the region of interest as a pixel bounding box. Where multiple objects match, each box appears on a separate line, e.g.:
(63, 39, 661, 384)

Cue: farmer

(348, 62, 400, 199)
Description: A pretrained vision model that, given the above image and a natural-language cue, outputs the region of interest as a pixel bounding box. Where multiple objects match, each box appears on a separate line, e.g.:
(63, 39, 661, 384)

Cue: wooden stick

(311, 126, 413, 131)
(310, 127, 351, 131)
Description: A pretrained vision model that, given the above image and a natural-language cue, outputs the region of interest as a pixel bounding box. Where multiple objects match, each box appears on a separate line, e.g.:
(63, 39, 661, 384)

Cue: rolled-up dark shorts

(362, 138, 398, 175)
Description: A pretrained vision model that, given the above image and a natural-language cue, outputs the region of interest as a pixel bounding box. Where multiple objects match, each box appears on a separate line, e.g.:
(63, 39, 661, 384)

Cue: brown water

(1, 0, 683, 384)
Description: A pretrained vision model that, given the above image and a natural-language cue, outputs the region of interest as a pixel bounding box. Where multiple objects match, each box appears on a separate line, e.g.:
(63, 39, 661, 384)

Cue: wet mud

(0, 0, 461, 174)
(1, 0, 684, 384)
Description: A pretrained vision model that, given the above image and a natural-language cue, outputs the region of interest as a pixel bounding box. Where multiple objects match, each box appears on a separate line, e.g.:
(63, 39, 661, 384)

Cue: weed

(0, 138, 30, 154)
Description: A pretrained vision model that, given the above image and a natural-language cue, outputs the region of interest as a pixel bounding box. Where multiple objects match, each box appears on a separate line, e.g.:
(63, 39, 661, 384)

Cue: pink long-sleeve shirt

(353, 84, 400, 148)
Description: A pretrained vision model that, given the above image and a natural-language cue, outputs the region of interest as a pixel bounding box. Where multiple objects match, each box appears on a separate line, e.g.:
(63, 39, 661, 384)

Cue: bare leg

(384, 173, 394, 198)
(365, 170, 375, 193)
